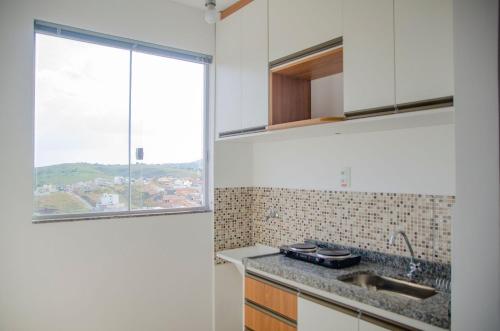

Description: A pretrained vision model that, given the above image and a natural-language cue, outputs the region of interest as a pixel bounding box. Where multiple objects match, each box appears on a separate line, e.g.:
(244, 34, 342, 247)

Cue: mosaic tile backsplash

(214, 187, 454, 265)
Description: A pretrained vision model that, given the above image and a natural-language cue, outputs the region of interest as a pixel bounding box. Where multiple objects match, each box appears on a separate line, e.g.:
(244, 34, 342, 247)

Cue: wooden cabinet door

(245, 304, 296, 331)
(240, 0, 269, 131)
(394, 0, 454, 104)
(343, 0, 395, 113)
(245, 276, 297, 321)
(269, 0, 342, 62)
(298, 296, 358, 331)
(215, 11, 242, 135)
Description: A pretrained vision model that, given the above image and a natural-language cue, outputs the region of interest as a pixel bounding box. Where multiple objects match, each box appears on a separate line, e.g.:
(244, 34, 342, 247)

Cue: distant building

(94, 178, 108, 186)
(157, 177, 172, 183)
(99, 193, 119, 206)
(34, 184, 56, 195)
(95, 193, 124, 211)
(173, 179, 192, 188)
(114, 176, 126, 185)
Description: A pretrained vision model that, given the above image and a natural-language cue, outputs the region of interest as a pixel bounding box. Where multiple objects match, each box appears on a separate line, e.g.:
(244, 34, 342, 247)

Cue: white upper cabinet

(216, 12, 241, 135)
(269, 0, 342, 62)
(343, 0, 395, 113)
(216, 0, 268, 137)
(298, 297, 358, 331)
(240, 0, 269, 130)
(394, 0, 454, 104)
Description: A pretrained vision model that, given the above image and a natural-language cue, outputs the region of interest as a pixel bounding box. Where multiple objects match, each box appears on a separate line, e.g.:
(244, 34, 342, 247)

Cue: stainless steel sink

(340, 272, 437, 300)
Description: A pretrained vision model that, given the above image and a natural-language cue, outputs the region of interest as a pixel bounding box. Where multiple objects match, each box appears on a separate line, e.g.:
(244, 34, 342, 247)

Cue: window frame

(32, 21, 212, 222)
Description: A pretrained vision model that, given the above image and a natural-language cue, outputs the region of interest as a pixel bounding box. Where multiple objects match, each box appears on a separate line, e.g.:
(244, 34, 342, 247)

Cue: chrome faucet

(389, 230, 420, 279)
(265, 208, 279, 222)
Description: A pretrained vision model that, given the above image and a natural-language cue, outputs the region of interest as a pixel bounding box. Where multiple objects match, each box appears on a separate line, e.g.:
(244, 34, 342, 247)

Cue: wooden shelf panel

(267, 117, 345, 131)
(270, 74, 311, 125)
(271, 47, 343, 81)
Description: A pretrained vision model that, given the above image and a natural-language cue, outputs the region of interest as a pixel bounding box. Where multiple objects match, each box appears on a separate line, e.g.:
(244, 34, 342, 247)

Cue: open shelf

(269, 46, 345, 130)
(272, 47, 343, 80)
(216, 108, 455, 143)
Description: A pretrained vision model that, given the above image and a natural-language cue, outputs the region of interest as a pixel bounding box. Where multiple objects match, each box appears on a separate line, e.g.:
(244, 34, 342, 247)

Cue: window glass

(33, 27, 208, 220)
(130, 52, 205, 210)
(34, 34, 130, 216)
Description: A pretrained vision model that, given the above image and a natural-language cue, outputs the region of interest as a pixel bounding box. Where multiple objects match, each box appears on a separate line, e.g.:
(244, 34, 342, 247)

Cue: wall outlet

(340, 167, 351, 188)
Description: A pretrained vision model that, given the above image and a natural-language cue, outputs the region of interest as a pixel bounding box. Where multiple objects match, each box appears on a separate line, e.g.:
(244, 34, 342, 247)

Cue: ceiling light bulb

(205, 1, 219, 24)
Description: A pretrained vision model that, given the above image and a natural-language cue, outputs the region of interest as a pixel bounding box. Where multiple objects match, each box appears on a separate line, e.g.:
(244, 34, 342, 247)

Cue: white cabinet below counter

(358, 319, 391, 331)
(298, 295, 408, 331)
(299, 296, 358, 331)
(215, 0, 268, 138)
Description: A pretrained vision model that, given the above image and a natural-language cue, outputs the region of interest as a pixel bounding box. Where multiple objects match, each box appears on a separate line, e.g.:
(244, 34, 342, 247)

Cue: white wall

(452, 0, 500, 330)
(0, 1, 215, 330)
(213, 141, 253, 331)
(252, 124, 455, 195)
(214, 142, 253, 188)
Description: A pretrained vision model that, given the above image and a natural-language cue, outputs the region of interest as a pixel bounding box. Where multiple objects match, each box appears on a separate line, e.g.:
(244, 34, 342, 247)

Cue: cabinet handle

(245, 301, 297, 327)
(219, 126, 266, 138)
(270, 37, 343, 68)
(245, 272, 298, 295)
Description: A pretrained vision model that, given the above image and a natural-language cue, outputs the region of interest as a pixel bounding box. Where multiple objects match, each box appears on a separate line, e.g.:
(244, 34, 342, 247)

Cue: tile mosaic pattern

(214, 187, 454, 265)
(214, 187, 253, 264)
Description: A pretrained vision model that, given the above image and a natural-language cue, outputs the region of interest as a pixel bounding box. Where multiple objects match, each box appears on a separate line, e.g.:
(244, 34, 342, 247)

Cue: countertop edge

(246, 265, 448, 331)
(216, 245, 280, 265)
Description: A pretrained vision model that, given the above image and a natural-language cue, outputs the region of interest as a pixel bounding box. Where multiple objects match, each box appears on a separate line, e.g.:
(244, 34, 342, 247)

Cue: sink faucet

(389, 230, 420, 279)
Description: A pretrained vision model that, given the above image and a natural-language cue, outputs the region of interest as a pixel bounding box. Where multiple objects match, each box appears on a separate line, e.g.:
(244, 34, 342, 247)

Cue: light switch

(340, 167, 351, 188)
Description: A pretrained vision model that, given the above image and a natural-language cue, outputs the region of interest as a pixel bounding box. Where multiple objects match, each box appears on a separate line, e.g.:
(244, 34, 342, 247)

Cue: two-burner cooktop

(280, 242, 361, 269)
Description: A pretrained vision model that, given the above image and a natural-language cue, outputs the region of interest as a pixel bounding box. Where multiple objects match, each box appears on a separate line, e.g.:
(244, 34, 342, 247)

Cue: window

(33, 21, 212, 221)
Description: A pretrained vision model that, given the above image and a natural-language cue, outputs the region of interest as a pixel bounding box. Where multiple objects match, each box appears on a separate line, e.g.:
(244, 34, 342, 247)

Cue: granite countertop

(244, 244, 451, 330)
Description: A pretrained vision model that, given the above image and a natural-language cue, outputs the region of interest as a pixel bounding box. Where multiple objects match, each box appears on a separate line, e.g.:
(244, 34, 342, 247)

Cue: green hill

(34, 162, 200, 187)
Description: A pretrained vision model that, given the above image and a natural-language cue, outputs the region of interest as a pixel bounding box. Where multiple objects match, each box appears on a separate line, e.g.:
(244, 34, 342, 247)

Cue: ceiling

(170, 0, 238, 11)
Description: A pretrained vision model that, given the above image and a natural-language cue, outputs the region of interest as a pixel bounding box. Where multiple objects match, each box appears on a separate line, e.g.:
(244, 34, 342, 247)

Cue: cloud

(35, 34, 204, 167)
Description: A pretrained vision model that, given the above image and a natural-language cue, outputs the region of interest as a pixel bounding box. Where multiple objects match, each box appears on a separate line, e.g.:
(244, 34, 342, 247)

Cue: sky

(34, 33, 205, 167)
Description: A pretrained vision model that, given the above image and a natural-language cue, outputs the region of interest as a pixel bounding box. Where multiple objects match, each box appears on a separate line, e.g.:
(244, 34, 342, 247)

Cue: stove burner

(280, 243, 361, 269)
(289, 243, 317, 253)
(316, 249, 351, 258)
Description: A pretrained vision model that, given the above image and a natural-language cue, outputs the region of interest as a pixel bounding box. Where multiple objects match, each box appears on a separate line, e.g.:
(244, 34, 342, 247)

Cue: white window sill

(32, 207, 212, 223)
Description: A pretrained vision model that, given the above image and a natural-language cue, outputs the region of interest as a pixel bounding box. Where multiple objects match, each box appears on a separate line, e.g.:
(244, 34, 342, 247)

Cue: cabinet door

(240, 0, 269, 130)
(343, 0, 395, 113)
(245, 304, 296, 331)
(359, 319, 389, 331)
(269, 0, 342, 62)
(298, 297, 358, 331)
(245, 276, 297, 321)
(394, 0, 454, 104)
(215, 11, 241, 135)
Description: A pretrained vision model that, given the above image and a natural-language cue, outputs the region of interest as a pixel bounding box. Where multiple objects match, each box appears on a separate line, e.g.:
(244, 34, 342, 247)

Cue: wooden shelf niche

(269, 46, 345, 130)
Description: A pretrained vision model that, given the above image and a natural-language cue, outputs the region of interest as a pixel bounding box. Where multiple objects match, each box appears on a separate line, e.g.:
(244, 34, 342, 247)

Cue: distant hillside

(35, 162, 201, 186)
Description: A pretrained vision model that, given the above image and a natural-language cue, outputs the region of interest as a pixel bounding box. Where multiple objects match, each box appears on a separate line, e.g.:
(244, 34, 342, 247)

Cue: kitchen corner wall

(215, 124, 456, 264)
